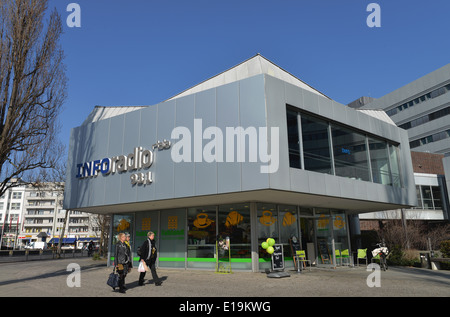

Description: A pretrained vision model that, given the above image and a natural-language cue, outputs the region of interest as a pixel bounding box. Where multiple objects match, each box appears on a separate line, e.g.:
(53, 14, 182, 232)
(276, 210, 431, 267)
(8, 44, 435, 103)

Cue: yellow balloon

(267, 246, 274, 254)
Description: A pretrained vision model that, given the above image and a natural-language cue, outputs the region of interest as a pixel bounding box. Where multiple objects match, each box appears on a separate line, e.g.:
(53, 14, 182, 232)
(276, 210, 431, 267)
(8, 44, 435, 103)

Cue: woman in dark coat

(114, 233, 129, 293)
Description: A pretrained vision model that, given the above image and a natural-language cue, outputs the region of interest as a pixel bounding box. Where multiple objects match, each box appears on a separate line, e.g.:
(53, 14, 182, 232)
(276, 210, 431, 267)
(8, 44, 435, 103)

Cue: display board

(271, 244, 284, 271)
(318, 239, 332, 264)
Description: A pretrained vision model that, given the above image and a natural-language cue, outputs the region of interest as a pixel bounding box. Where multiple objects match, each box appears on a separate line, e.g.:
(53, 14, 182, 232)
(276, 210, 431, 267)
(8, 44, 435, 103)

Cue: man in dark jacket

(138, 231, 162, 286)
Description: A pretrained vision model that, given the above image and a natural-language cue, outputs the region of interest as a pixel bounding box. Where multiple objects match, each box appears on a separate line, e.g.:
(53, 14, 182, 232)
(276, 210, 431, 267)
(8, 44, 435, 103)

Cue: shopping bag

(138, 261, 146, 273)
(107, 269, 119, 290)
(142, 260, 150, 272)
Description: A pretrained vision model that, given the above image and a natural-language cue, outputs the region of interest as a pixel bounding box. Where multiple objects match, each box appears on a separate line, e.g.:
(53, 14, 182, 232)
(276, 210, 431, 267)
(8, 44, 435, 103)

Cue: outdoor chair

(295, 250, 311, 271)
(357, 248, 368, 266)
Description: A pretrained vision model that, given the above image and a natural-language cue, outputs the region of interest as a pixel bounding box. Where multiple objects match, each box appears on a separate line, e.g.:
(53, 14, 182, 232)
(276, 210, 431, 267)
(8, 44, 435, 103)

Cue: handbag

(107, 268, 119, 290)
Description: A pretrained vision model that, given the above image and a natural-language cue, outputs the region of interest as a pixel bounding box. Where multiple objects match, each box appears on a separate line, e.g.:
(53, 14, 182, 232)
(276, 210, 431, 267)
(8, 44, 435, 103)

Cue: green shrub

(440, 240, 450, 258)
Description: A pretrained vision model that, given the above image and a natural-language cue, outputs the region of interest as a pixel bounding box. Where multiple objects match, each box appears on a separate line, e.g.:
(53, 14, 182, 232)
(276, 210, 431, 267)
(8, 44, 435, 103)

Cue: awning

(48, 238, 76, 244)
(77, 238, 99, 242)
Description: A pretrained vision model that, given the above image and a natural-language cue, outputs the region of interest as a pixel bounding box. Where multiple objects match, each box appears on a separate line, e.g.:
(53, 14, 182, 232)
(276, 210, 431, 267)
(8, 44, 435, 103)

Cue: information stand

(215, 236, 232, 274)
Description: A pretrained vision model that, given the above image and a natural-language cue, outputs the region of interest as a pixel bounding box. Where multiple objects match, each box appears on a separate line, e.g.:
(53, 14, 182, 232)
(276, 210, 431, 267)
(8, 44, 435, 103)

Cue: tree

(0, 0, 66, 197)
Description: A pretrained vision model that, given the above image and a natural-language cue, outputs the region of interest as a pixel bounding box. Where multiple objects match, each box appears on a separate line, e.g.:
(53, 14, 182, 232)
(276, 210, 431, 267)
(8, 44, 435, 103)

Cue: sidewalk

(0, 257, 449, 297)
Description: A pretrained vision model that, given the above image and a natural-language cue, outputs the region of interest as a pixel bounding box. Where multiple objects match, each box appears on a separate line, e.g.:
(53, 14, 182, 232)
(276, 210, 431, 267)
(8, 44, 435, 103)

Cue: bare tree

(0, 0, 66, 196)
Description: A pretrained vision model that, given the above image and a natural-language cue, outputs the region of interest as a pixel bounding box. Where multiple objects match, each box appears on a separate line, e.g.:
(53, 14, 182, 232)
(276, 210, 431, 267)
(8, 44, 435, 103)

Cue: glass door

(315, 209, 334, 267)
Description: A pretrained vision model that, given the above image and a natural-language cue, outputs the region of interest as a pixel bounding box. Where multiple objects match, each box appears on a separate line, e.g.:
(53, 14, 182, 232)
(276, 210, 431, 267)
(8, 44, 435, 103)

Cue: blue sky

(49, 0, 450, 147)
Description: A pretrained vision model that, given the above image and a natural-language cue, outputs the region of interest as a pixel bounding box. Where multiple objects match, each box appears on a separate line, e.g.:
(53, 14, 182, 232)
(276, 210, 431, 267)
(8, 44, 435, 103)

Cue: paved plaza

(0, 257, 449, 298)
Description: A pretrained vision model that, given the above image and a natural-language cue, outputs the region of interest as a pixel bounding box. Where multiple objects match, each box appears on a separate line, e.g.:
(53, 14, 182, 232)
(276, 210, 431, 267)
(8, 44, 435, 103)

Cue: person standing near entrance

(124, 233, 133, 273)
(114, 233, 129, 293)
(138, 231, 162, 286)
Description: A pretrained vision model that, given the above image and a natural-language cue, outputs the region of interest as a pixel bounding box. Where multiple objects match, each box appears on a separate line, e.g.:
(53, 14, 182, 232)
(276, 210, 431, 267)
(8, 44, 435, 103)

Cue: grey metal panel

(239, 75, 270, 190)
(318, 95, 333, 118)
(264, 75, 290, 190)
(284, 80, 303, 107)
(302, 89, 319, 114)
(216, 81, 241, 194)
(136, 105, 157, 202)
(85, 118, 110, 207)
(194, 88, 218, 196)
(104, 115, 124, 206)
(118, 110, 141, 204)
(155, 100, 176, 200)
(174, 94, 195, 198)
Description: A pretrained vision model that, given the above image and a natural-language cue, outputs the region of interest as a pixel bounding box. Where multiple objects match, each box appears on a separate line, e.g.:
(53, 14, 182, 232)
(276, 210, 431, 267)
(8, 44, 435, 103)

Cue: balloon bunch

(261, 238, 276, 254)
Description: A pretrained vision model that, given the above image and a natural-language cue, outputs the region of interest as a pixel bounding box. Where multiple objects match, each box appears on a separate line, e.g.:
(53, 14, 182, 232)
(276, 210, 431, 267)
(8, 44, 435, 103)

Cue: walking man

(138, 231, 162, 286)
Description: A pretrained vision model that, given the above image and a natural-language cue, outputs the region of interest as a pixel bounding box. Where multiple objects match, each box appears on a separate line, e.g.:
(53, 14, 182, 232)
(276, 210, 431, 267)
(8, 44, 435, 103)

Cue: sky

(48, 0, 450, 148)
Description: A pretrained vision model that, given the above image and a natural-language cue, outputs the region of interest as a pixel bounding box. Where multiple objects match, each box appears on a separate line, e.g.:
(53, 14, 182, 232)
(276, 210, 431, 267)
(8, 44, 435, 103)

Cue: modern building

(63, 54, 417, 271)
(351, 63, 450, 155)
(350, 63, 450, 226)
(360, 151, 450, 226)
(0, 180, 100, 249)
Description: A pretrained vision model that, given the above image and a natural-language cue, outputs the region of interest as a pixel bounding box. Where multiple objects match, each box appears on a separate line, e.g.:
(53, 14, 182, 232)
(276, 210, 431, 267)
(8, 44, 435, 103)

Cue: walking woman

(115, 233, 129, 293)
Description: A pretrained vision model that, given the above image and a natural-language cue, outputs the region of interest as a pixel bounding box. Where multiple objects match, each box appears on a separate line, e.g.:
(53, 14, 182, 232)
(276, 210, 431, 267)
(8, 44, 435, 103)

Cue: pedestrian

(114, 233, 129, 293)
(87, 240, 93, 257)
(124, 233, 133, 273)
(138, 231, 162, 286)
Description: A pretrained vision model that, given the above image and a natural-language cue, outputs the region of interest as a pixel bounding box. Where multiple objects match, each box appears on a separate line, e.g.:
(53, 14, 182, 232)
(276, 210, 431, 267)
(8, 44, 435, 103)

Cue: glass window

(159, 208, 186, 268)
(111, 214, 134, 264)
(431, 186, 442, 209)
(286, 109, 301, 169)
(257, 203, 278, 257)
(315, 209, 334, 265)
(301, 113, 332, 174)
(388, 144, 402, 187)
(279, 205, 299, 259)
(218, 203, 251, 269)
(421, 186, 433, 209)
(332, 212, 349, 259)
(187, 206, 216, 268)
(135, 210, 159, 264)
(368, 137, 392, 185)
(331, 124, 370, 181)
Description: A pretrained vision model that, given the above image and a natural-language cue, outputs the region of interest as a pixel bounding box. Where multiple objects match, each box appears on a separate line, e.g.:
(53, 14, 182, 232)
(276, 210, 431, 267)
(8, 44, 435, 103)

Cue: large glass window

(389, 144, 402, 187)
(279, 205, 299, 259)
(134, 210, 159, 264)
(421, 186, 433, 209)
(257, 203, 278, 262)
(431, 186, 442, 209)
(218, 203, 251, 269)
(331, 124, 370, 181)
(159, 208, 186, 268)
(111, 214, 134, 264)
(301, 113, 332, 174)
(315, 210, 333, 265)
(332, 212, 349, 265)
(187, 206, 216, 269)
(286, 110, 301, 169)
(368, 138, 391, 185)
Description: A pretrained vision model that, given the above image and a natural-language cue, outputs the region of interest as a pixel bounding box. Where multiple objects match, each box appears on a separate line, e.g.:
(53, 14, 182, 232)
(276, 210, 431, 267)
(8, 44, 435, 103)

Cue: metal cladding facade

(64, 73, 416, 214)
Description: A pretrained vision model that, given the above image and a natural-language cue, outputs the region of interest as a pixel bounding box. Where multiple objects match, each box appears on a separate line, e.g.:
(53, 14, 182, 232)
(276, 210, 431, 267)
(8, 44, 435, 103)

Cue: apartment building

(0, 180, 100, 249)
